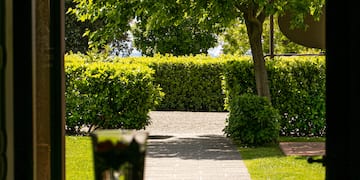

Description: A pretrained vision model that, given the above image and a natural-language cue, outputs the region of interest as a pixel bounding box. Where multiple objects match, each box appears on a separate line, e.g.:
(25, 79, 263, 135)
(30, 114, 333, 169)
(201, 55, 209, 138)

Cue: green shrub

(65, 54, 326, 137)
(221, 59, 256, 110)
(114, 54, 237, 112)
(224, 94, 281, 146)
(149, 59, 225, 111)
(65, 56, 164, 134)
(268, 57, 326, 136)
(223, 56, 326, 137)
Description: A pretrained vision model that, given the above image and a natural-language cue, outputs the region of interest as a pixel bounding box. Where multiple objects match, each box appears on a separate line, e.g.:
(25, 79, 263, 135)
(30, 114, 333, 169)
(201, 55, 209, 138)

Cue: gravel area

(144, 111, 229, 136)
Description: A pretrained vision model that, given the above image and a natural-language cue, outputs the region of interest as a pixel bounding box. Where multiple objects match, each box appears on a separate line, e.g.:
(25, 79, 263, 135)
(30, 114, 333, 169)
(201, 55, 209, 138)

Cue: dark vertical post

(0, 0, 7, 178)
(12, 0, 34, 179)
(326, 1, 360, 179)
(50, 0, 65, 179)
(269, 15, 274, 59)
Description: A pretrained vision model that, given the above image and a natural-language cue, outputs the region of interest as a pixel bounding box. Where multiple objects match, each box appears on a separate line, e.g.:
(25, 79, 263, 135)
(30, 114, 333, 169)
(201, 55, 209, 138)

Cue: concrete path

(142, 111, 251, 180)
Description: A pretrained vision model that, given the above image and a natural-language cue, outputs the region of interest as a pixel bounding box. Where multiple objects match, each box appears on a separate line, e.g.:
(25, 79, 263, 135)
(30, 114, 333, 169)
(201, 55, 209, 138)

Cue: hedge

(112, 54, 243, 112)
(117, 55, 326, 136)
(65, 53, 326, 137)
(65, 54, 164, 134)
(223, 93, 281, 146)
(222, 56, 326, 136)
(148, 56, 228, 111)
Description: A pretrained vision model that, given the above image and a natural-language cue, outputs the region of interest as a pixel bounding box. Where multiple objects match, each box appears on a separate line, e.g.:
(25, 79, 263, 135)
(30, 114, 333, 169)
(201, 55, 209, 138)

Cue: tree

(65, 0, 90, 53)
(221, 18, 322, 56)
(220, 21, 250, 56)
(67, 0, 134, 56)
(70, 0, 218, 56)
(168, 0, 325, 100)
(71, 0, 325, 100)
(132, 18, 217, 56)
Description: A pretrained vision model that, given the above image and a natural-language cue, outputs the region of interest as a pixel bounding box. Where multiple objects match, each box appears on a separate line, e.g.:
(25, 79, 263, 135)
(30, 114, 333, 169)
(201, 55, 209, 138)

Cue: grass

(279, 136, 325, 142)
(65, 135, 325, 180)
(65, 136, 94, 180)
(239, 137, 325, 180)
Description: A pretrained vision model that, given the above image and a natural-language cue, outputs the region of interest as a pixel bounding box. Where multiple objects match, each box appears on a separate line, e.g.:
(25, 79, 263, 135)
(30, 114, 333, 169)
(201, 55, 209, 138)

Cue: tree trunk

(244, 12, 272, 101)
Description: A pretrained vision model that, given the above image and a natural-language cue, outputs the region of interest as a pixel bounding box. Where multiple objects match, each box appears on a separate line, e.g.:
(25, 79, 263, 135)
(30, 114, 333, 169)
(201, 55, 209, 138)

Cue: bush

(221, 59, 256, 110)
(223, 56, 326, 136)
(223, 94, 281, 146)
(267, 57, 326, 136)
(65, 56, 164, 134)
(149, 58, 226, 111)
(114, 54, 234, 112)
(65, 54, 326, 137)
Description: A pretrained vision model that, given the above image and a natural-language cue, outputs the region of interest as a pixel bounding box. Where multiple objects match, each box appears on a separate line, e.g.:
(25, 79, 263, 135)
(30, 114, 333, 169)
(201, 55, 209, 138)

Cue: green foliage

(223, 56, 326, 136)
(268, 57, 326, 136)
(65, 55, 164, 134)
(221, 18, 323, 55)
(65, 0, 132, 56)
(65, 54, 326, 137)
(114, 54, 230, 112)
(65, 0, 90, 53)
(132, 18, 217, 56)
(69, 0, 326, 103)
(140, 0, 324, 100)
(68, 0, 138, 48)
(224, 93, 281, 146)
(221, 22, 250, 56)
(222, 58, 256, 110)
(69, 0, 219, 56)
(116, 55, 325, 137)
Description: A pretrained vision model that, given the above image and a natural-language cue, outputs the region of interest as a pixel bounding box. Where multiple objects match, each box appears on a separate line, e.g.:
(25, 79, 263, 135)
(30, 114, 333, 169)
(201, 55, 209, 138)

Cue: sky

(207, 44, 223, 57)
(129, 42, 223, 57)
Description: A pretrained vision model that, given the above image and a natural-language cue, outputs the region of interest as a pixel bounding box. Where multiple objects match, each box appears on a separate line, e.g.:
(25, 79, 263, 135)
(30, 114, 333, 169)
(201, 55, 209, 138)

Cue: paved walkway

(142, 111, 252, 180)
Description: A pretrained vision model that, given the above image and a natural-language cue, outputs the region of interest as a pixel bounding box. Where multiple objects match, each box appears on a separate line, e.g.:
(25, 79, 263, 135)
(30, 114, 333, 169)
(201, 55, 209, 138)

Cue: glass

(91, 129, 148, 180)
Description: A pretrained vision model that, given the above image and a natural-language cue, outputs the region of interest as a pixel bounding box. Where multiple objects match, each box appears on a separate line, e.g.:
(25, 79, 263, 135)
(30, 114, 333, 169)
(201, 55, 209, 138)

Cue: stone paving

(142, 111, 252, 180)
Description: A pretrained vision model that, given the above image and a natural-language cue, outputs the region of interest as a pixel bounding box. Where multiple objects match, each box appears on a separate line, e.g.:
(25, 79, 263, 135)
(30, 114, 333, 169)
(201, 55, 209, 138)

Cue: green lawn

(239, 145, 325, 180)
(65, 136, 325, 180)
(65, 136, 94, 180)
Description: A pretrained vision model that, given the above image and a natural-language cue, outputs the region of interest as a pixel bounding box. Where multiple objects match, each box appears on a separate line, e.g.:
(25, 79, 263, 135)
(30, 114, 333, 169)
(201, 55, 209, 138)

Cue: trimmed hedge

(65, 54, 164, 134)
(113, 55, 239, 112)
(224, 93, 281, 146)
(148, 56, 226, 111)
(65, 53, 326, 137)
(269, 57, 326, 136)
(223, 56, 326, 136)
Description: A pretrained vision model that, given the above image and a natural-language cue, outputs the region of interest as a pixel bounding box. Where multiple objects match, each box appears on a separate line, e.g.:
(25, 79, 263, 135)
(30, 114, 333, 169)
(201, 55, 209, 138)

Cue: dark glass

(91, 130, 148, 180)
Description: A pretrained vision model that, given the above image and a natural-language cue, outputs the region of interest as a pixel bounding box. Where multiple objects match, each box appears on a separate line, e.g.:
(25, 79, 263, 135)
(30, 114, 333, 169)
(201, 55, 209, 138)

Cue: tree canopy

(68, 0, 219, 56)
(221, 18, 323, 56)
(65, 0, 90, 53)
(132, 17, 217, 56)
(70, 0, 325, 100)
(65, 0, 133, 55)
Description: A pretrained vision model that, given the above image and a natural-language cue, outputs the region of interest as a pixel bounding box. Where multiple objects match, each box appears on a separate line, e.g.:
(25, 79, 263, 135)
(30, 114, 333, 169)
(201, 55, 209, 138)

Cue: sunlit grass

(239, 141, 325, 180)
(279, 136, 325, 142)
(66, 136, 325, 180)
(65, 136, 94, 180)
